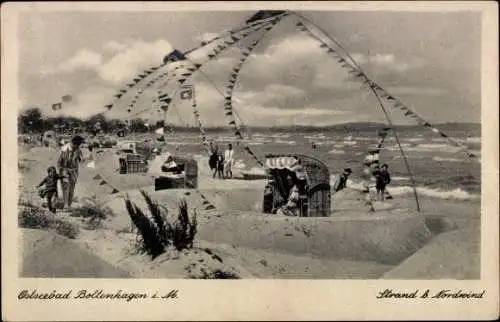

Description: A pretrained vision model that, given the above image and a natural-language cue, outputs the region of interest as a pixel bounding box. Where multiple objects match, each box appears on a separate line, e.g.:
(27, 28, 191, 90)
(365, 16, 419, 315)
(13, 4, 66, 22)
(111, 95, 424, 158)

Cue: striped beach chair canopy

(264, 154, 330, 186)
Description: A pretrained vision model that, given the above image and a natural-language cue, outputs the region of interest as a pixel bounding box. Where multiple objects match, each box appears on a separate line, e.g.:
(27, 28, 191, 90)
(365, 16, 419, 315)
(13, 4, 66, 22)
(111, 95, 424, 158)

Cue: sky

(17, 9, 481, 127)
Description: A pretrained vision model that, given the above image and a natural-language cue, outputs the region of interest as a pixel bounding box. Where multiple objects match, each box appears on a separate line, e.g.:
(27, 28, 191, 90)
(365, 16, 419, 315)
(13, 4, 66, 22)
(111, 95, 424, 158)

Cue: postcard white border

(2, 1, 498, 321)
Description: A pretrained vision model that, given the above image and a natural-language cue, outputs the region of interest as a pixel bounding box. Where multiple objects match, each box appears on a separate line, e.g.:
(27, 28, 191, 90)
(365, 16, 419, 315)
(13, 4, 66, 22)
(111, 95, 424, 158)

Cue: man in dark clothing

(37, 166, 61, 213)
(333, 168, 352, 193)
(376, 163, 391, 201)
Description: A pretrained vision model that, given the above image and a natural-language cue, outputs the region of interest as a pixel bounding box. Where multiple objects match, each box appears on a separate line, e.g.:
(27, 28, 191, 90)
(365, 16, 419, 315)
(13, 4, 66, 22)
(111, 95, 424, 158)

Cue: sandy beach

(18, 144, 480, 279)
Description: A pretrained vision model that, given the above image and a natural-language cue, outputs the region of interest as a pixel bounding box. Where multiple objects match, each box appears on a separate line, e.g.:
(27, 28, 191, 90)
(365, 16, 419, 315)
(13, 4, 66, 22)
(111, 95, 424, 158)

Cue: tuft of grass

(188, 268, 240, 279)
(123, 190, 198, 260)
(70, 200, 114, 230)
(18, 204, 80, 239)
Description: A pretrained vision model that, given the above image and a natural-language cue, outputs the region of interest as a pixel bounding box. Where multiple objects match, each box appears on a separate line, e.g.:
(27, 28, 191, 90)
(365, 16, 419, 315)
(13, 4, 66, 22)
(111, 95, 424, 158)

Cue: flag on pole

(180, 86, 194, 100)
(51, 103, 62, 110)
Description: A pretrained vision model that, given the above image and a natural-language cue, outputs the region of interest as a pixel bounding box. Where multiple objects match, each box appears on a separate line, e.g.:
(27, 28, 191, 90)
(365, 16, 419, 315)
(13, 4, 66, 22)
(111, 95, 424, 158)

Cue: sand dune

(20, 229, 130, 278)
(18, 145, 480, 279)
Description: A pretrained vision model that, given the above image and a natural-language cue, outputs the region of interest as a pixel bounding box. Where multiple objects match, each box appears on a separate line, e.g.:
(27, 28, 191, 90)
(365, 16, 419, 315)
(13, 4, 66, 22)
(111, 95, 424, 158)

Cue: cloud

(98, 39, 174, 84)
(58, 49, 102, 73)
(103, 40, 127, 52)
(386, 86, 447, 96)
(366, 53, 425, 72)
(195, 32, 220, 43)
(236, 84, 307, 108)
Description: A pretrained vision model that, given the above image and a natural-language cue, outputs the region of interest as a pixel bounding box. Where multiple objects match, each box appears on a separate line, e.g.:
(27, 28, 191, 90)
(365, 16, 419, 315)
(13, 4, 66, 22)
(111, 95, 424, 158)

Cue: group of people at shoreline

(208, 142, 234, 179)
(33, 130, 392, 216)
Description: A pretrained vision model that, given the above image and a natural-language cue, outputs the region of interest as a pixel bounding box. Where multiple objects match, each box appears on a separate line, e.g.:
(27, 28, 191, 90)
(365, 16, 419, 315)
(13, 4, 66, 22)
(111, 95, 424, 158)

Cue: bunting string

(102, 17, 277, 114)
(153, 18, 277, 144)
(295, 19, 478, 162)
(220, 16, 286, 168)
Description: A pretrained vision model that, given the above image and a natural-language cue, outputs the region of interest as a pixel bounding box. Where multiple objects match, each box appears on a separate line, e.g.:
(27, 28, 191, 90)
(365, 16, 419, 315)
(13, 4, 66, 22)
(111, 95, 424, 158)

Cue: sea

(133, 127, 481, 201)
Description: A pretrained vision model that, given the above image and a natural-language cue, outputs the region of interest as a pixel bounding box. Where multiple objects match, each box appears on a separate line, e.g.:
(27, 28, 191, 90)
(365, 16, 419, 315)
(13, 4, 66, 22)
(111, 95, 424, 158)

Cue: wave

(330, 177, 479, 200)
(391, 176, 410, 181)
(385, 143, 462, 153)
(233, 159, 247, 169)
(404, 138, 425, 142)
(342, 141, 357, 145)
(274, 139, 297, 145)
(432, 156, 463, 163)
(328, 149, 346, 155)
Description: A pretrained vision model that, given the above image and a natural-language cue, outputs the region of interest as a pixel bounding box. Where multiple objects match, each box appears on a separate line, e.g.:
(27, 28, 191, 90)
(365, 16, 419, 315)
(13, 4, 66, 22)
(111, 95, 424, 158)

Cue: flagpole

(367, 86, 421, 212)
(294, 12, 421, 212)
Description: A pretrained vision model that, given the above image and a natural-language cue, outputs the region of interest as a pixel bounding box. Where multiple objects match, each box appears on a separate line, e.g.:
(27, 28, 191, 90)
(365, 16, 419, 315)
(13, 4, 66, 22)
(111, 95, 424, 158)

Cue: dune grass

(124, 190, 198, 260)
(71, 198, 114, 230)
(18, 199, 79, 239)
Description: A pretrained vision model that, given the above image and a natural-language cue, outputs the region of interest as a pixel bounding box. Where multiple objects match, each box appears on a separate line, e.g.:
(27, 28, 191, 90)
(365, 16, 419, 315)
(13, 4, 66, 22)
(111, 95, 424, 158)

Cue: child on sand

(37, 166, 61, 213)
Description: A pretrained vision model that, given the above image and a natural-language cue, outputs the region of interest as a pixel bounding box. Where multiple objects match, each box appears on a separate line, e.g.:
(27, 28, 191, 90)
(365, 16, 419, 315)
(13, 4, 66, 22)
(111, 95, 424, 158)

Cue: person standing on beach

(224, 143, 234, 179)
(332, 168, 352, 193)
(376, 164, 391, 201)
(57, 135, 85, 211)
(209, 143, 219, 178)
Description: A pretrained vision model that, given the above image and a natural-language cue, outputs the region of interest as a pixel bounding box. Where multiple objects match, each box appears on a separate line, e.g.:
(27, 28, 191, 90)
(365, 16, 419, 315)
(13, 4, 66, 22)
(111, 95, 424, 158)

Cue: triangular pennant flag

(226, 111, 233, 116)
(327, 48, 335, 53)
(104, 104, 113, 110)
(111, 188, 119, 194)
(194, 63, 202, 68)
(228, 120, 236, 126)
(93, 174, 102, 180)
(320, 43, 328, 48)
(404, 110, 414, 116)
(205, 205, 216, 210)
(127, 83, 135, 87)
(133, 78, 141, 82)
(181, 73, 191, 77)
(178, 79, 186, 84)
(231, 35, 240, 42)
(99, 180, 107, 186)
(114, 94, 123, 99)
(387, 95, 395, 100)
(440, 132, 448, 138)
(207, 54, 215, 59)
(234, 130, 242, 137)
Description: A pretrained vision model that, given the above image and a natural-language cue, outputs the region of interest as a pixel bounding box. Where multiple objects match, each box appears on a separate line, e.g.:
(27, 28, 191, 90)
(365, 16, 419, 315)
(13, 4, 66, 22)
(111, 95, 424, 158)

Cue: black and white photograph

(2, 1, 498, 321)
